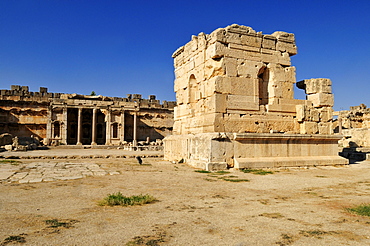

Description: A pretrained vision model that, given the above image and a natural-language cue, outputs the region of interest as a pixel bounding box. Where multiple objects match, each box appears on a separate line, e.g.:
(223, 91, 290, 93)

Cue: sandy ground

(1, 152, 370, 245)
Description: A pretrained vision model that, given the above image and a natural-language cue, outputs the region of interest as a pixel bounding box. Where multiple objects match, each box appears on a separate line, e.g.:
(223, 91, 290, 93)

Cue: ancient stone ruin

(0, 85, 175, 150)
(334, 104, 370, 161)
(335, 104, 370, 148)
(164, 24, 348, 170)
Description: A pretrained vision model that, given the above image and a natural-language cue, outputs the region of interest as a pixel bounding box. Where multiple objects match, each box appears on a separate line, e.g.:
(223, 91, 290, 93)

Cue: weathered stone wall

(171, 24, 334, 135)
(0, 85, 175, 145)
(165, 24, 347, 169)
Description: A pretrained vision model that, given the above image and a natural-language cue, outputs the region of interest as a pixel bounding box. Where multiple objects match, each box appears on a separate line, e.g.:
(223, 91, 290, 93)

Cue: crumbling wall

(336, 104, 370, 148)
(171, 24, 335, 135)
(296, 78, 334, 134)
(165, 24, 346, 169)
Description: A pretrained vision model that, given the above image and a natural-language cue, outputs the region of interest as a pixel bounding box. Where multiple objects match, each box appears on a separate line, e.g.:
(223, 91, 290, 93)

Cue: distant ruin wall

(0, 85, 175, 145)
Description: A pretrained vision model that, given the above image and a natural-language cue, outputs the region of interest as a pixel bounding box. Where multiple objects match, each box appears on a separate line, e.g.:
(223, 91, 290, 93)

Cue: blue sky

(1, 0, 369, 111)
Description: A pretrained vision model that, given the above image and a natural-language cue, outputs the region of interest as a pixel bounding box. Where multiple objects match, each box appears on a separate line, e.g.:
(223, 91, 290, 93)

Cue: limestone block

(229, 43, 260, 53)
(279, 98, 305, 106)
(307, 93, 334, 107)
(185, 59, 195, 73)
(271, 31, 295, 43)
(227, 95, 259, 111)
(194, 51, 206, 68)
(280, 81, 294, 99)
(276, 41, 297, 55)
(214, 113, 226, 132)
(207, 28, 227, 44)
(237, 60, 265, 78)
(266, 103, 297, 113)
(222, 57, 238, 77)
(225, 48, 262, 62)
(284, 66, 296, 83)
(174, 104, 192, 118)
(267, 82, 283, 99)
(267, 63, 286, 82)
(206, 42, 226, 60)
(204, 94, 227, 113)
(202, 76, 229, 97)
(204, 58, 224, 79)
(262, 35, 276, 50)
(319, 107, 333, 122)
(296, 78, 332, 94)
(278, 52, 291, 66)
(172, 45, 184, 58)
(272, 31, 297, 55)
(210, 136, 234, 163)
(318, 122, 333, 135)
(225, 48, 246, 59)
(225, 24, 257, 35)
(226, 32, 244, 45)
(296, 104, 305, 122)
(308, 108, 320, 122)
(197, 32, 207, 50)
(260, 50, 279, 64)
(229, 77, 258, 97)
(213, 76, 231, 95)
(242, 34, 262, 48)
(300, 121, 318, 134)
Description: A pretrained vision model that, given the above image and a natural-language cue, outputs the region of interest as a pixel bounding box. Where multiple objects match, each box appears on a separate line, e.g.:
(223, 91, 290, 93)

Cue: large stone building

(0, 85, 175, 146)
(164, 24, 347, 170)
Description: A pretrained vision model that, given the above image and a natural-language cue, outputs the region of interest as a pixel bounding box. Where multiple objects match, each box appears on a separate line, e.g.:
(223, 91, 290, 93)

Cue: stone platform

(164, 133, 348, 170)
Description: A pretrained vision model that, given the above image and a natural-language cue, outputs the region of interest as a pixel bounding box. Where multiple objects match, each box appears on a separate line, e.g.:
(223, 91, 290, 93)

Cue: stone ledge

(234, 156, 348, 169)
(233, 133, 343, 141)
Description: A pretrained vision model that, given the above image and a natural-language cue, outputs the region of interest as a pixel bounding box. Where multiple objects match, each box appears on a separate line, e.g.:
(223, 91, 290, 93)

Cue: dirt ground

(1, 155, 370, 246)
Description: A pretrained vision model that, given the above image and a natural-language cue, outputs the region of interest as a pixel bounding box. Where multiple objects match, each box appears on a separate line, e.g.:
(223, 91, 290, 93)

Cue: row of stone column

(49, 107, 138, 146)
(75, 107, 138, 146)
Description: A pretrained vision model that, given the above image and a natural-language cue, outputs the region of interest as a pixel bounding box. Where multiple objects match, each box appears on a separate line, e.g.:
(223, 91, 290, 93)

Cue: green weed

(98, 192, 156, 206)
(2, 235, 26, 244)
(194, 170, 211, 173)
(45, 219, 77, 228)
(346, 204, 370, 217)
(222, 178, 249, 182)
(241, 169, 274, 175)
(0, 159, 21, 165)
(213, 170, 230, 175)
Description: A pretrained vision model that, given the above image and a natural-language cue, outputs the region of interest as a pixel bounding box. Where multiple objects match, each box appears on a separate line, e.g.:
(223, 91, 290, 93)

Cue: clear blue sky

(1, 0, 369, 111)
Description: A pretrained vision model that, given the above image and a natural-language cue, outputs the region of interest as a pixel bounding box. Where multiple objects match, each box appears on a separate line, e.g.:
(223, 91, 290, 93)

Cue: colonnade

(49, 106, 138, 146)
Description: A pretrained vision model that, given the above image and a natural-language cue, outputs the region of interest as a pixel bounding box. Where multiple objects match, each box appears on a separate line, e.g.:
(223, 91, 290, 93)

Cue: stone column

(105, 109, 111, 145)
(133, 111, 137, 147)
(120, 110, 125, 143)
(91, 108, 97, 145)
(62, 106, 68, 145)
(76, 107, 82, 145)
(338, 116, 342, 134)
(45, 105, 53, 145)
